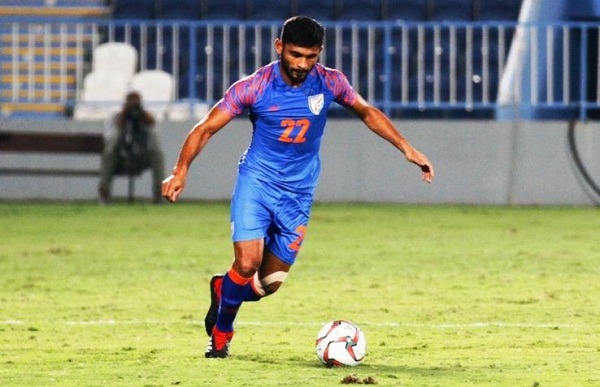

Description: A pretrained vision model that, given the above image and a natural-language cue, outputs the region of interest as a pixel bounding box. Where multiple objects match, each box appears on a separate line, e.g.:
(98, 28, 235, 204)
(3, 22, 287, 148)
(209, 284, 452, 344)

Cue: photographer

(98, 91, 165, 203)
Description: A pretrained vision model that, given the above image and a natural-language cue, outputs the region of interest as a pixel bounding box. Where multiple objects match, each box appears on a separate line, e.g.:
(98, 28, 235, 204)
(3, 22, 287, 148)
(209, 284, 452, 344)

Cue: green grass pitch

(0, 202, 599, 386)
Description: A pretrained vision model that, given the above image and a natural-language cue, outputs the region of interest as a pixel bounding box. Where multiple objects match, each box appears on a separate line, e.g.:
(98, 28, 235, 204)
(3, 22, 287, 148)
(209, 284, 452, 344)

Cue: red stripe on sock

(227, 268, 252, 286)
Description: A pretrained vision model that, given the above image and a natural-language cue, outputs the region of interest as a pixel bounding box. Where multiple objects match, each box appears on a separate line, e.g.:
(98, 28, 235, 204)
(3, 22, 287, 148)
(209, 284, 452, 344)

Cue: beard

(281, 56, 310, 84)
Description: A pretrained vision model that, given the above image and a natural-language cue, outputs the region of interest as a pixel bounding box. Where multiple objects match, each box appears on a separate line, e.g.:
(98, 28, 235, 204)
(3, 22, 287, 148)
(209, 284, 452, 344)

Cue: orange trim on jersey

(227, 268, 252, 286)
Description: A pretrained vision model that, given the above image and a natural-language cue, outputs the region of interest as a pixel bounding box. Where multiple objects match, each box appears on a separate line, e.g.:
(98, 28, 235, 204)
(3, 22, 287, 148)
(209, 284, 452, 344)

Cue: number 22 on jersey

(278, 118, 310, 143)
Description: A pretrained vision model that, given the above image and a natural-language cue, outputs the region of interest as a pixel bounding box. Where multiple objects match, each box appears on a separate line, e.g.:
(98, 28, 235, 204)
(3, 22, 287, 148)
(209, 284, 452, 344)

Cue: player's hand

(405, 149, 434, 183)
(419, 162, 434, 183)
(161, 174, 186, 202)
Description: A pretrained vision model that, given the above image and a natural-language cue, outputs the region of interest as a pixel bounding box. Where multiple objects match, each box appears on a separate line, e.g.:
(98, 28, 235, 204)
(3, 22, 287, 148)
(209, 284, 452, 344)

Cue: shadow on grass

(232, 353, 457, 378)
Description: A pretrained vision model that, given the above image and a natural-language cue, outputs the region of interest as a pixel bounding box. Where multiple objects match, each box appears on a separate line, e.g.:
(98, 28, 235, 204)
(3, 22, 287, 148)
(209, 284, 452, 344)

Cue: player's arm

(162, 106, 233, 202)
(348, 94, 434, 183)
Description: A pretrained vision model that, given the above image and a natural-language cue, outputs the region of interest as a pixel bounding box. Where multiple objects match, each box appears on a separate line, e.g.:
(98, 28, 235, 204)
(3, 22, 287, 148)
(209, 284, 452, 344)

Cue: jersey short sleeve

(318, 66, 358, 108)
(216, 66, 273, 116)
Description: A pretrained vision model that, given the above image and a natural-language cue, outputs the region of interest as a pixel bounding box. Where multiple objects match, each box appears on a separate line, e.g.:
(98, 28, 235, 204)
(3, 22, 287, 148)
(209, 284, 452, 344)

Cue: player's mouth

(291, 69, 308, 80)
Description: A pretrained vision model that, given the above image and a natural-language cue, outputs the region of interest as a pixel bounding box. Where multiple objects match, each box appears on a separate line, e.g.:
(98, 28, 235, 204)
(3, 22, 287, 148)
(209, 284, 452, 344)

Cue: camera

(126, 104, 143, 121)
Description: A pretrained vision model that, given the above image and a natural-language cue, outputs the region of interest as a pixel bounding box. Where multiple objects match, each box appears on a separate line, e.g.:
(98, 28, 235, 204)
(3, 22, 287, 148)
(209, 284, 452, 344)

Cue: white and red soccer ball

(315, 320, 366, 367)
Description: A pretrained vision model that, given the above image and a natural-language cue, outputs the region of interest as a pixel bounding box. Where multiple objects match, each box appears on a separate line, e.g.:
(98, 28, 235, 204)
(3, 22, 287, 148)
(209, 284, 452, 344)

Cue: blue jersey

(217, 61, 357, 193)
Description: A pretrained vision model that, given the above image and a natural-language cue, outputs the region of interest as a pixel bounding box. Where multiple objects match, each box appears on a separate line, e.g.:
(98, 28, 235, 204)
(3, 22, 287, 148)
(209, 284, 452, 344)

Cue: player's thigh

(232, 239, 265, 276)
(266, 191, 313, 266)
(259, 249, 291, 276)
(230, 174, 273, 242)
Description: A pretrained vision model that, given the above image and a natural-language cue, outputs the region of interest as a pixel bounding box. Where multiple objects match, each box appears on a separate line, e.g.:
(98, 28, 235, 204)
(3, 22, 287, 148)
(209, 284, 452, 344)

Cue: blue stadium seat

(158, 24, 192, 59)
(294, 0, 337, 21)
(471, 29, 502, 66)
(178, 69, 202, 99)
(476, 0, 521, 21)
(429, 0, 474, 21)
(337, 0, 382, 21)
(448, 72, 497, 119)
(404, 74, 449, 118)
(201, 0, 247, 20)
(110, 23, 155, 58)
(194, 23, 245, 99)
(247, 0, 292, 20)
(422, 39, 455, 76)
(112, 0, 156, 19)
(470, 25, 515, 75)
(373, 27, 413, 103)
(158, 0, 201, 19)
(322, 26, 371, 80)
(384, 0, 427, 21)
(422, 26, 467, 73)
(179, 68, 227, 101)
(143, 38, 190, 75)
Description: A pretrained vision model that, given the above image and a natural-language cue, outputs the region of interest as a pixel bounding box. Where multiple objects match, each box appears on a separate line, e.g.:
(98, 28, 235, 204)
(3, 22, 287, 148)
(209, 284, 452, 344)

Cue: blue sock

(242, 281, 262, 302)
(216, 270, 251, 332)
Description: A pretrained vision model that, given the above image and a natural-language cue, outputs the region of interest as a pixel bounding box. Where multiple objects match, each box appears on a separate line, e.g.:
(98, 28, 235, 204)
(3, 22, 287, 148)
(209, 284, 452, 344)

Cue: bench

(0, 131, 142, 202)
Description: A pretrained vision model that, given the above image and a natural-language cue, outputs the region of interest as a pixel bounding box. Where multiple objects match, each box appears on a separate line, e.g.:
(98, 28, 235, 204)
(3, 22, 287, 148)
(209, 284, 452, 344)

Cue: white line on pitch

(0, 320, 589, 329)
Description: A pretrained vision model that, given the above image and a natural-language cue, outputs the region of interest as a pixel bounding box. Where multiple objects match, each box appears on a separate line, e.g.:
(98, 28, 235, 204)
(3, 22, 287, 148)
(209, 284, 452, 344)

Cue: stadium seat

(201, 0, 247, 19)
(243, 24, 280, 69)
(92, 42, 138, 79)
(385, 25, 420, 60)
(73, 71, 130, 120)
(143, 40, 188, 74)
(181, 66, 225, 102)
(177, 70, 194, 99)
(197, 24, 242, 72)
(161, 23, 192, 48)
(247, 0, 292, 20)
(337, 0, 382, 21)
(158, 0, 201, 19)
(108, 21, 157, 52)
(384, 0, 428, 21)
(475, 0, 522, 21)
(470, 25, 514, 78)
(129, 70, 174, 120)
(450, 72, 497, 118)
(401, 74, 448, 118)
(429, 0, 474, 21)
(324, 26, 371, 80)
(294, 0, 337, 21)
(471, 29, 502, 66)
(112, 0, 156, 19)
(382, 26, 420, 95)
(79, 71, 131, 102)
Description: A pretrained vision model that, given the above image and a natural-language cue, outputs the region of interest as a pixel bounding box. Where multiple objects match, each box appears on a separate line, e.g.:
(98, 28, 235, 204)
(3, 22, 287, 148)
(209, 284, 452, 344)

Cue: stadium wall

(1, 119, 599, 205)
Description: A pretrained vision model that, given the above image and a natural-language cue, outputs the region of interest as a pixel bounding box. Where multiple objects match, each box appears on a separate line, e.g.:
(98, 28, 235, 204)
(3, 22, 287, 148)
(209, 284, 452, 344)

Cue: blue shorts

(230, 173, 313, 265)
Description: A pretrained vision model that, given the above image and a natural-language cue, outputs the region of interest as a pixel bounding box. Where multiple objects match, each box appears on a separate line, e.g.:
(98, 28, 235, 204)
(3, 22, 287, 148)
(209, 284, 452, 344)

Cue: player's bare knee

(232, 260, 260, 278)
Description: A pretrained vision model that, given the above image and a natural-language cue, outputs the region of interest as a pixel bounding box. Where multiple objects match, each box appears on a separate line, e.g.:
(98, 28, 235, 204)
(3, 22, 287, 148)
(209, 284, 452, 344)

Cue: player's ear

(275, 39, 283, 56)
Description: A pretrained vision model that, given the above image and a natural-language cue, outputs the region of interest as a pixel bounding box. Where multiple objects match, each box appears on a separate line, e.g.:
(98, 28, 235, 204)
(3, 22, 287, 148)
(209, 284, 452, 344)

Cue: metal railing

(2, 17, 600, 119)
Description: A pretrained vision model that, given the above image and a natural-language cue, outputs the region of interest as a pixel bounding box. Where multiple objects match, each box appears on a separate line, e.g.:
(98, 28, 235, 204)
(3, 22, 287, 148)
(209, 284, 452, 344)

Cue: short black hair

(280, 16, 324, 48)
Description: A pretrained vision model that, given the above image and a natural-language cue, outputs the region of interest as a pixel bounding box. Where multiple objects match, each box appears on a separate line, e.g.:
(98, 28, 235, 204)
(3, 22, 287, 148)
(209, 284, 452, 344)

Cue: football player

(162, 16, 434, 358)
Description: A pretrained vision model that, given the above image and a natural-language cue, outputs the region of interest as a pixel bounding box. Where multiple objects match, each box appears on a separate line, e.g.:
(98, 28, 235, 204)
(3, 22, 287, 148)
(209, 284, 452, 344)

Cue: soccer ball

(315, 320, 366, 367)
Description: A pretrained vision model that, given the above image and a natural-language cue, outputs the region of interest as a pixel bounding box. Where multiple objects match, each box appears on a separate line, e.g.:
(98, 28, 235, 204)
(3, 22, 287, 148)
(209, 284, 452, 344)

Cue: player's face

(276, 39, 321, 86)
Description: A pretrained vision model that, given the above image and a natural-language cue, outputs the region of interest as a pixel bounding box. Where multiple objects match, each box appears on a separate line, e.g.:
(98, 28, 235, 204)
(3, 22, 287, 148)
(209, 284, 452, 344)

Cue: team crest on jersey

(308, 93, 324, 115)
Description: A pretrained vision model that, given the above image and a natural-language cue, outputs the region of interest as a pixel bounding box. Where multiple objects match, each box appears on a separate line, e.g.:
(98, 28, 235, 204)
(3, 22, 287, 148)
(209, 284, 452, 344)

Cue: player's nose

(296, 58, 309, 70)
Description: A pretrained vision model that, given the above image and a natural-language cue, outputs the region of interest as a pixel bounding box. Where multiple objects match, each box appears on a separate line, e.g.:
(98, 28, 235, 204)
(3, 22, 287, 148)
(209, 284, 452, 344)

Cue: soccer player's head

(280, 16, 324, 48)
(276, 16, 324, 85)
